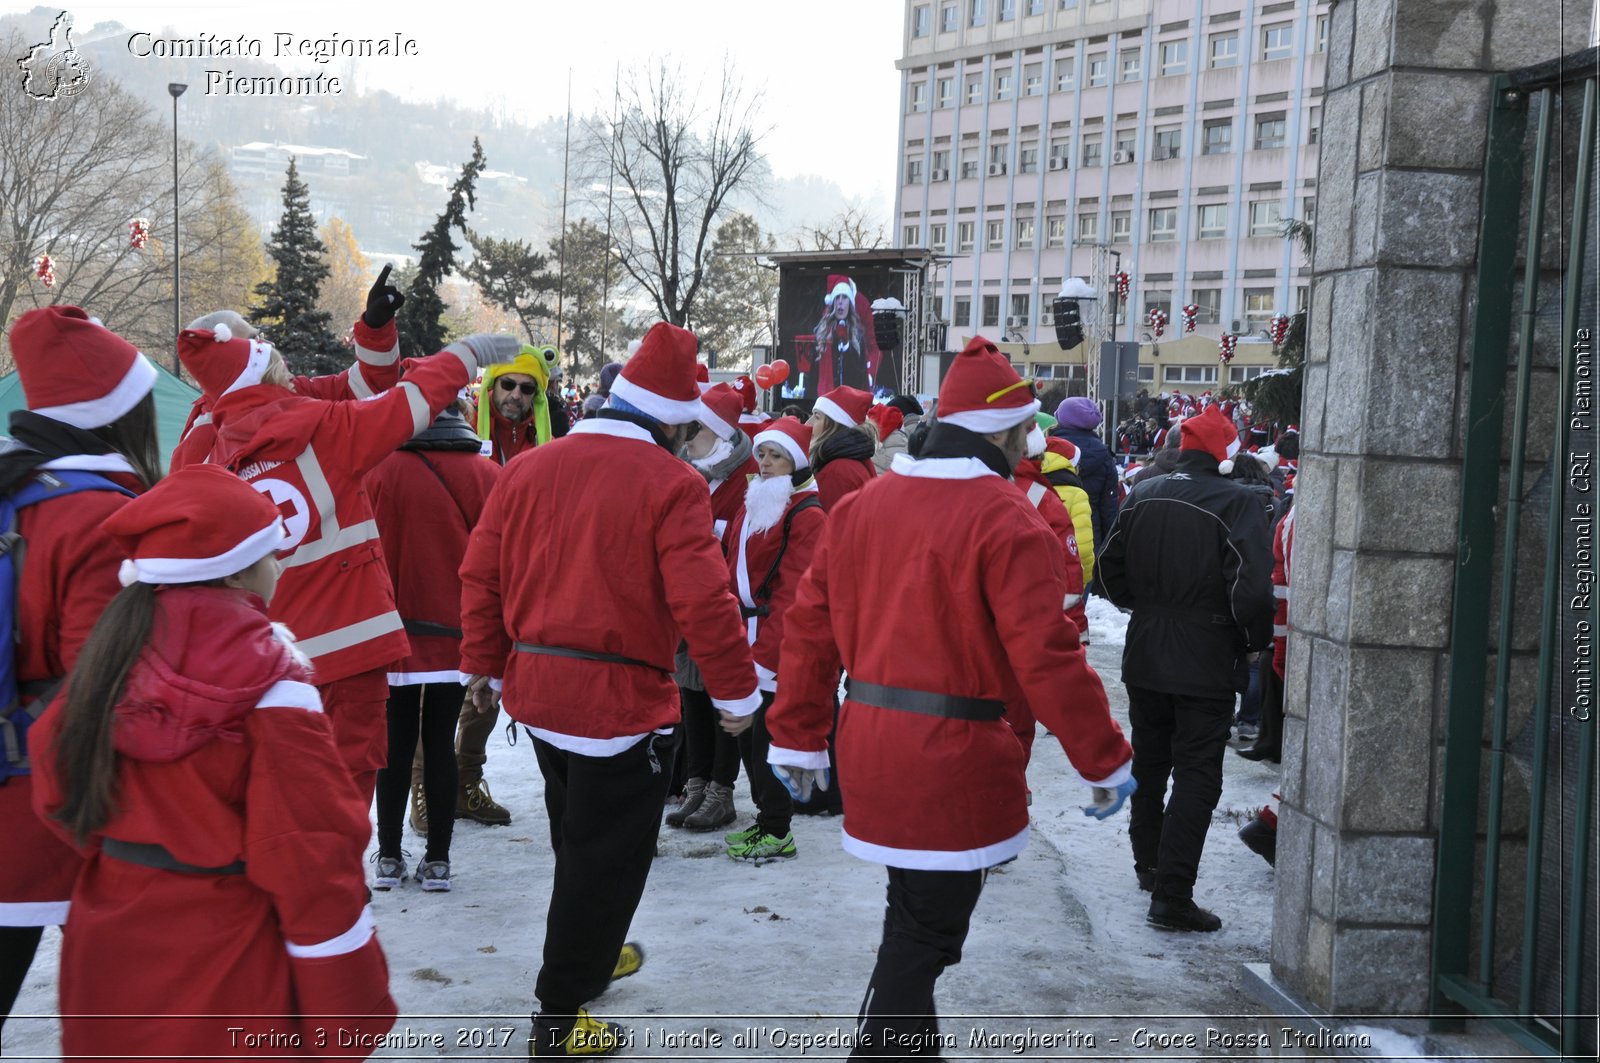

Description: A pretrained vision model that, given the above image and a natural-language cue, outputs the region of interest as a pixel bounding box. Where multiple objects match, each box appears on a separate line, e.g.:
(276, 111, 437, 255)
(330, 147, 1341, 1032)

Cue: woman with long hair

(810, 275, 880, 391)
(808, 385, 878, 512)
(31, 464, 396, 1058)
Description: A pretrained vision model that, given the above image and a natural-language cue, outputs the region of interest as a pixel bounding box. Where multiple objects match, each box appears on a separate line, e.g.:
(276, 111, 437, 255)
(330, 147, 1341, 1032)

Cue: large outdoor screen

(775, 262, 906, 399)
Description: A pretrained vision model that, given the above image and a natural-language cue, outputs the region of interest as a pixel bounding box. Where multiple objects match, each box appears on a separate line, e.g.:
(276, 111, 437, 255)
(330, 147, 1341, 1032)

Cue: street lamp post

(168, 83, 187, 358)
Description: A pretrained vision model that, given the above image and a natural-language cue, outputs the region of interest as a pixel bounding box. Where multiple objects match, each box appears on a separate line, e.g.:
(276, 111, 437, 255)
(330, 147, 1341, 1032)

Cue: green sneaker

(724, 822, 761, 846)
(727, 830, 797, 862)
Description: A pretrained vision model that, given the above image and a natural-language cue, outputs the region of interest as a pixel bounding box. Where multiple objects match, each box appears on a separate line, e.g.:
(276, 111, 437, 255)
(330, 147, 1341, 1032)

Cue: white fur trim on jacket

(841, 824, 1029, 871)
(888, 453, 999, 481)
(285, 906, 374, 959)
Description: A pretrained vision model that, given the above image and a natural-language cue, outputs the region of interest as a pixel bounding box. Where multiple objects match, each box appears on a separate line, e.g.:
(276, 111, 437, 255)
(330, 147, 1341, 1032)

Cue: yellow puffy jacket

(1040, 448, 1096, 585)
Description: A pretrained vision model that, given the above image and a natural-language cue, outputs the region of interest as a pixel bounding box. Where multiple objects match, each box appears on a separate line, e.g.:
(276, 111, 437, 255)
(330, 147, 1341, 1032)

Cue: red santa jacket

(366, 446, 499, 684)
(30, 587, 394, 1059)
(0, 460, 146, 927)
(1272, 507, 1295, 680)
(459, 416, 760, 755)
(815, 454, 875, 511)
(207, 321, 475, 685)
(767, 452, 1132, 870)
(708, 455, 757, 538)
(169, 329, 407, 472)
(722, 482, 825, 693)
(1015, 458, 1088, 632)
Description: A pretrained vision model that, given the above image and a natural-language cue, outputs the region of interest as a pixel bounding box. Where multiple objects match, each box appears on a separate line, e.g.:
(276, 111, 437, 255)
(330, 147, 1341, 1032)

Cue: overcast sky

(47, 0, 905, 205)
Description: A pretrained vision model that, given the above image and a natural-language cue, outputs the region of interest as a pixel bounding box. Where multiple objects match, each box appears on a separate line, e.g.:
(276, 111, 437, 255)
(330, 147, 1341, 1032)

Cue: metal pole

(556, 70, 572, 346)
(168, 83, 186, 362)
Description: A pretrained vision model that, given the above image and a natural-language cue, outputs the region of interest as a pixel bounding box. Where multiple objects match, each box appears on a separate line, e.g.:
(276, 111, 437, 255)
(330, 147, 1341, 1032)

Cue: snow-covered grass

(11, 624, 1302, 1060)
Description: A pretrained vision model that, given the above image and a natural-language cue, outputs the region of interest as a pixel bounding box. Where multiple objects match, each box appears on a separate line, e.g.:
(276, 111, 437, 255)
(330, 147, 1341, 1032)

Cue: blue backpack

(0, 469, 135, 781)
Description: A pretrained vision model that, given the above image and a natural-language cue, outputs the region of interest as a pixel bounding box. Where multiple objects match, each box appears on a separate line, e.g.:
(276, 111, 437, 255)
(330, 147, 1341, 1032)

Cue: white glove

(772, 764, 829, 803)
(445, 333, 525, 367)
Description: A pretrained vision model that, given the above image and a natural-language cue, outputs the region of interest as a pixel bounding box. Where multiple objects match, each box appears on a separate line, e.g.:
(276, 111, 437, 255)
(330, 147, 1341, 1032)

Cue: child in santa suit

(31, 464, 395, 1060)
(720, 417, 826, 860)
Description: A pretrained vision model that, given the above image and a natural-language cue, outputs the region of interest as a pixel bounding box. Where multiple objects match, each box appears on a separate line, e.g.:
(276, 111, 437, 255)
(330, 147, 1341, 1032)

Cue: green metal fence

(1435, 47, 1598, 1060)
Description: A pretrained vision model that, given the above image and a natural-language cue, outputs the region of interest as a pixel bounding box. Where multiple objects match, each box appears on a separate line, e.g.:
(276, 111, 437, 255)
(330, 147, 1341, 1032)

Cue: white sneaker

(372, 854, 407, 891)
(415, 859, 451, 892)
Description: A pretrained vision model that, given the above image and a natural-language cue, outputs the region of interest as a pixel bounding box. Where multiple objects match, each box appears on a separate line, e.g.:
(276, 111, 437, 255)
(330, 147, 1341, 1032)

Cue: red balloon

(754, 364, 775, 389)
(769, 359, 791, 384)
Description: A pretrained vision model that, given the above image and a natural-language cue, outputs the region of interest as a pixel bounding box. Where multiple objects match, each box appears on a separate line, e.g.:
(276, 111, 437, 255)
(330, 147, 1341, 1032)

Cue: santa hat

(867, 403, 904, 439)
(935, 336, 1040, 433)
(822, 274, 857, 305)
(695, 362, 712, 394)
(9, 305, 158, 430)
(608, 322, 706, 425)
(699, 383, 743, 442)
(752, 416, 812, 471)
(1045, 435, 1079, 468)
(177, 325, 276, 400)
(106, 464, 285, 586)
(732, 375, 759, 414)
(1179, 405, 1241, 474)
(814, 385, 873, 428)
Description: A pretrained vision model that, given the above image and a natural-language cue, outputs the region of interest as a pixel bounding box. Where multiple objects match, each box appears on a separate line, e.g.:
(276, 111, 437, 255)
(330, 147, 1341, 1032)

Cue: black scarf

(0, 410, 121, 493)
(598, 408, 674, 450)
(918, 422, 1014, 479)
(815, 426, 874, 472)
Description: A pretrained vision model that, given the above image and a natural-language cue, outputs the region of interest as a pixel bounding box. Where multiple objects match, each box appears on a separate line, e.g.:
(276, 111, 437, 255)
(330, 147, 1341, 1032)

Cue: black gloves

(363, 264, 406, 329)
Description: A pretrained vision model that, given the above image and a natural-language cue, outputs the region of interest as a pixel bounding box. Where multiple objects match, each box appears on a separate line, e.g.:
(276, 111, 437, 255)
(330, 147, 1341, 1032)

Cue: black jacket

(1098, 450, 1275, 698)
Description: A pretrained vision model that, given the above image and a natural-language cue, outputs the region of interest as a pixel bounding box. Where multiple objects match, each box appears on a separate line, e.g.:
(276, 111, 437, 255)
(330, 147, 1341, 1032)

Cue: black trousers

(850, 867, 985, 1061)
(736, 692, 792, 837)
(376, 682, 459, 863)
(678, 685, 740, 788)
(1125, 685, 1234, 901)
(531, 729, 676, 1042)
(1250, 664, 1284, 757)
(0, 924, 44, 1048)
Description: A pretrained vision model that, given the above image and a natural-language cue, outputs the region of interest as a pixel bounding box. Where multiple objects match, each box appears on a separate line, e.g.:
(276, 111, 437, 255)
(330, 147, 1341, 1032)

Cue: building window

(1046, 214, 1066, 247)
(1110, 209, 1131, 242)
(913, 5, 932, 37)
(953, 295, 972, 325)
(994, 69, 1014, 100)
(1120, 48, 1142, 82)
(1113, 129, 1136, 162)
(1307, 105, 1321, 145)
(1015, 216, 1035, 248)
(1136, 364, 1156, 383)
(1148, 207, 1177, 242)
(986, 219, 1006, 250)
(1249, 199, 1283, 236)
(941, 2, 959, 32)
(960, 146, 979, 179)
(1009, 293, 1031, 324)
(999, 0, 1016, 20)
(1255, 116, 1287, 150)
(1197, 203, 1228, 239)
(1077, 212, 1099, 241)
(1229, 365, 1270, 383)
(1143, 289, 1173, 322)
(903, 224, 920, 246)
(1315, 14, 1329, 53)
(957, 220, 976, 251)
(1243, 287, 1275, 328)
(1028, 0, 1045, 15)
(931, 148, 950, 177)
(1159, 39, 1187, 76)
(930, 222, 948, 249)
(988, 142, 1009, 174)
(969, 0, 986, 27)
(1202, 118, 1233, 155)
(1033, 363, 1087, 381)
(982, 294, 1001, 327)
(1018, 140, 1039, 173)
(1054, 56, 1076, 91)
(937, 77, 955, 108)
(1023, 62, 1043, 96)
(1087, 55, 1108, 86)
(1262, 23, 1294, 62)
(1167, 364, 1219, 384)
(965, 73, 983, 104)
(1059, 0, 1077, 8)
(910, 82, 929, 112)
(1302, 196, 1317, 226)
(1082, 133, 1102, 167)
(1209, 32, 1239, 69)
(1191, 288, 1221, 324)
(1296, 285, 1309, 312)
(1153, 126, 1181, 160)
(904, 156, 924, 184)
(1048, 136, 1071, 169)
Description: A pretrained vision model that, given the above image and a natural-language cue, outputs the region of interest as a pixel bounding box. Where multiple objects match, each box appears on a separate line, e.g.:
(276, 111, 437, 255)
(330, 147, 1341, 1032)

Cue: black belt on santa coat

(845, 679, 1005, 722)
(101, 838, 246, 875)
(513, 642, 671, 675)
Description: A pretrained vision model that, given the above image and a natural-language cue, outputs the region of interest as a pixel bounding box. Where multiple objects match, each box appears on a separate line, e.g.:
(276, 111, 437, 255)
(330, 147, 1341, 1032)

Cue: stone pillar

(1271, 0, 1591, 1014)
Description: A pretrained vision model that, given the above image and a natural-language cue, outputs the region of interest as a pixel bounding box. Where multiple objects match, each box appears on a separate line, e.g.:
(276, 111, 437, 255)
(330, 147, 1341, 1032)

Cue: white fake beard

(743, 474, 796, 534)
(1025, 423, 1046, 459)
(688, 435, 735, 473)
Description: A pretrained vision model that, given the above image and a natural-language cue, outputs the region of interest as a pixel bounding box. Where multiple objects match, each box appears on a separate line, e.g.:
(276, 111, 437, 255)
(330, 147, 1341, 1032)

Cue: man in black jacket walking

(1098, 405, 1274, 932)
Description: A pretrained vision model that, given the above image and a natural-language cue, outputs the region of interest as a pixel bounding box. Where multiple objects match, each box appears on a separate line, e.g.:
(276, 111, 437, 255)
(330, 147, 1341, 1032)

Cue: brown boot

(682, 781, 737, 831)
(457, 778, 512, 826)
(665, 778, 707, 828)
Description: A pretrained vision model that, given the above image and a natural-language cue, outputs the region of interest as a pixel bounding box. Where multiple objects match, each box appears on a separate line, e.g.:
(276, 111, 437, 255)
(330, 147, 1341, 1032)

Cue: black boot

(1147, 897, 1222, 932)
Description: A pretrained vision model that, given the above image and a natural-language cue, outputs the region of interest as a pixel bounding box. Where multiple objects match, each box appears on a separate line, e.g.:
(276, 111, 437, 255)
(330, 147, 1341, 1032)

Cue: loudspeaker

(1052, 297, 1084, 349)
(872, 310, 902, 351)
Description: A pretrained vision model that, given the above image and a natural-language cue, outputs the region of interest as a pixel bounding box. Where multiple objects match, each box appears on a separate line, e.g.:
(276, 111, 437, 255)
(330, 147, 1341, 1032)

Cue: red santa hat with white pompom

(1179, 405, 1241, 474)
(176, 322, 276, 400)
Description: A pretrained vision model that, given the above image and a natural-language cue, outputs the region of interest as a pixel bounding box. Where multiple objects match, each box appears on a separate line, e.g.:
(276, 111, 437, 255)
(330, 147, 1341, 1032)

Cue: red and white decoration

(1181, 303, 1199, 334)
(1112, 271, 1130, 301)
(1267, 312, 1291, 347)
(34, 254, 56, 288)
(129, 218, 151, 251)
(1219, 333, 1238, 363)
(1146, 307, 1167, 338)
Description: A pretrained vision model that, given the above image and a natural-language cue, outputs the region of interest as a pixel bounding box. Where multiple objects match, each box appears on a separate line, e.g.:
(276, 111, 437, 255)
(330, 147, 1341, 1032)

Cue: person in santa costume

(666, 382, 757, 834)
(169, 266, 413, 471)
(365, 403, 500, 892)
(0, 307, 162, 1042)
(179, 312, 523, 809)
(766, 336, 1134, 1057)
(459, 322, 760, 1057)
(806, 274, 881, 392)
(30, 463, 396, 1060)
(719, 416, 825, 861)
(1098, 403, 1274, 932)
(808, 384, 878, 511)
(729, 374, 769, 440)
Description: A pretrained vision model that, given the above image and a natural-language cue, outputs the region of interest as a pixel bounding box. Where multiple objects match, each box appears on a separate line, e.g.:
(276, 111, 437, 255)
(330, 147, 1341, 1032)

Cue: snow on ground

(12, 608, 1301, 1061)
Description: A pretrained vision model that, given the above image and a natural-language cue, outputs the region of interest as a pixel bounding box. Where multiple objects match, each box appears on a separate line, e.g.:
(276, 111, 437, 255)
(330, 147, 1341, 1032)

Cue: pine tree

(249, 157, 340, 374)
(397, 138, 487, 358)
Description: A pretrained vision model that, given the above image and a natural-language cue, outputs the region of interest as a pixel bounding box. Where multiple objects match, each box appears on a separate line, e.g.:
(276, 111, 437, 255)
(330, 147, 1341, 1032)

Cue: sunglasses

(497, 379, 540, 396)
